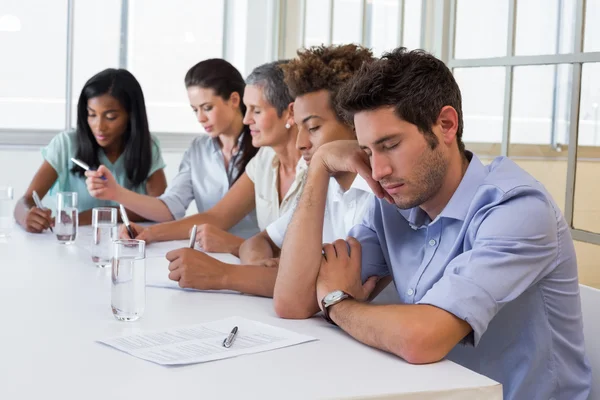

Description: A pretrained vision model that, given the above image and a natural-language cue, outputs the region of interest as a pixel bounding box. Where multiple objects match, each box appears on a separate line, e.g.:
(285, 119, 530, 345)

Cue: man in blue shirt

(300, 48, 591, 399)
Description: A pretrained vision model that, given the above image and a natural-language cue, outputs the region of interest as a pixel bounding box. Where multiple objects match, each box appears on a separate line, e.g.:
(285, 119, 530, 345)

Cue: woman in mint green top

(14, 68, 167, 232)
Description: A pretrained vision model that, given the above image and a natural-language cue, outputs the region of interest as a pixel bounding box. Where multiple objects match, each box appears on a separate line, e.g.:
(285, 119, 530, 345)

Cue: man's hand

(316, 237, 379, 310)
(195, 224, 243, 255)
(166, 248, 228, 290)
(312, 140, 392, 203)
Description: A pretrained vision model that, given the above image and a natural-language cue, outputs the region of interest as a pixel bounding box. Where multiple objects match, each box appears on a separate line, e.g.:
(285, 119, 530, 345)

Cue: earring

(285, 123, 291, 129)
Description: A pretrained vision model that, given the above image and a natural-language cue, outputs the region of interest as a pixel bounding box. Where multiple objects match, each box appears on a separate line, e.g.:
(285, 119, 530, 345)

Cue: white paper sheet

(98, 316, 318, 365)
(145, 253, 240, 292)
(75, 226, 211, 259)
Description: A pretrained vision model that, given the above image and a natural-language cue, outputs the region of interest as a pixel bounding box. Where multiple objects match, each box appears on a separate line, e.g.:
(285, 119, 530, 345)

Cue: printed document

(98, 316, 318, 365)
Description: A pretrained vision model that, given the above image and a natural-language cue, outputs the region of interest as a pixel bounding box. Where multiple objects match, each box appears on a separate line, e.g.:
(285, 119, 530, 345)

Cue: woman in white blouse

(123, 61, 307, 256)
(86, 59, 261, 242)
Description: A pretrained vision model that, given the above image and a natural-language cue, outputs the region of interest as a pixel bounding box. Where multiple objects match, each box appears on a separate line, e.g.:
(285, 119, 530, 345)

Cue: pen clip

(222, 326, 238, 348)
(188, 225, 197, 249)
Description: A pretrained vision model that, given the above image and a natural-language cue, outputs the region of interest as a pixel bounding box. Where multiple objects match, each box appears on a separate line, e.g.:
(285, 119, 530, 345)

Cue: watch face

(325, 290, 344, 303)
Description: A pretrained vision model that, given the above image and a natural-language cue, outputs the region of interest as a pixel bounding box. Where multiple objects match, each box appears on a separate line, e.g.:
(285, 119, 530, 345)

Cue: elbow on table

(389, 329, 449, 365)
(273, 295, 315, 320)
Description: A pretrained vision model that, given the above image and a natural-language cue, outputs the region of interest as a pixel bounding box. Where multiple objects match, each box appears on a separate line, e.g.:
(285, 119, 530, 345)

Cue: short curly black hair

(281, 44, 374, 121)
(337, 47, 465, 155)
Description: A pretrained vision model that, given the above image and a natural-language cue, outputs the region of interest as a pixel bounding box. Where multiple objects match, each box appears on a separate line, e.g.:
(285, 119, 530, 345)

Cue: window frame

(299, 0, 427, 51)
(443, 0, 600, 245)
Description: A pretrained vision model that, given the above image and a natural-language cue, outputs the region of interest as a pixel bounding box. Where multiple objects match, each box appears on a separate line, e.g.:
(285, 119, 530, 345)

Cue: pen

(70, 157, 107, 180)
(222, 326, 238, 348)
(188, 225, 197, 249)
(119, 204, 135, 238)
(32, 190, 54, 233)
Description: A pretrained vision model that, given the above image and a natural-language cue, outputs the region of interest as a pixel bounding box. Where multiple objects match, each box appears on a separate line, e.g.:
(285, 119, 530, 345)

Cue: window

(303, 0, 423, 54)
(453, 67, 505, 157)
(454, 0, 508, 59)
(448, 0, 600, 282)
(0, 0, 277, 142)
(573, 63, 600, 234)
(71, 0, 121, 126)
(0, 0, 68, 130)
(128, 0, 225, 133)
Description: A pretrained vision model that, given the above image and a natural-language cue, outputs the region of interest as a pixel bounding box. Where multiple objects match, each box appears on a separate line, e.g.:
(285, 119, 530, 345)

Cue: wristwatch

(321, 290, 353, 325)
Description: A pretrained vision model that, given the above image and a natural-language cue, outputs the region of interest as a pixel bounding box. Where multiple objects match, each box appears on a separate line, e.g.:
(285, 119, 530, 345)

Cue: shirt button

(407, 288, 414, 296)
(428, 239, 437, 246)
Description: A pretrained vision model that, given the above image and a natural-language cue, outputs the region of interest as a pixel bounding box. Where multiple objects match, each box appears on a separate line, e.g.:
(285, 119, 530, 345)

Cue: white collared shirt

(245, 147, 308, 231)
(266, 175, 374, 248)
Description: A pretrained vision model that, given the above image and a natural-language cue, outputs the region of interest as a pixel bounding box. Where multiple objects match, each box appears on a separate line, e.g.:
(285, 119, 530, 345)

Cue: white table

(0, 227, 502, 399)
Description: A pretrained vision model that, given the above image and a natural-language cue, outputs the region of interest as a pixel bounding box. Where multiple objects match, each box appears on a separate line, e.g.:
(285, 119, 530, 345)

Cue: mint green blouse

(42, 130, 166, 212)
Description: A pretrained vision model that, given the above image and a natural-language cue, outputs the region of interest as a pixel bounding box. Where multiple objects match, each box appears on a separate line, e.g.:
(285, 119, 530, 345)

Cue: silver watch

(321, 290, 352, 324)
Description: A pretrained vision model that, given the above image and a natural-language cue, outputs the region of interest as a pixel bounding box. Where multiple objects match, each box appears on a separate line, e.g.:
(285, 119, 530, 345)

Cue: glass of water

(55, 192, 78, 244)
(0, 186, 14, 238)
(91, 207, 117, 267)
(111, 239, 146, 321)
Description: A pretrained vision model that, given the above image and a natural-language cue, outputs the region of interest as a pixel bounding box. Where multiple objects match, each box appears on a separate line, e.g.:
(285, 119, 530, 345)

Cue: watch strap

(321, 291, 352, 325)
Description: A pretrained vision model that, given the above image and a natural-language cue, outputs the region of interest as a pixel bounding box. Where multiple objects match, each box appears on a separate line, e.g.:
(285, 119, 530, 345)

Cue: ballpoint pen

(222, 326, 238, 348)
(189, 225, 197, 249)
(32, 190, 54, 233)
(70, 157, 107, 180)
(119, 204, 135, 238)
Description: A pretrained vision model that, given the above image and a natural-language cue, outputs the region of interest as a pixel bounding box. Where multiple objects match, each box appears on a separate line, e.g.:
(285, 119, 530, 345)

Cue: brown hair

(281, 44, 374, 121)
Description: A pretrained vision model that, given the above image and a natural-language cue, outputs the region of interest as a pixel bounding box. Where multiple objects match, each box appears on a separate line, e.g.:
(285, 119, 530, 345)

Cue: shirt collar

(211, 130, 247, 154)
(350, 174, 373, 193)
(397, 151, 487, 228)
(438, 151, 486, 221)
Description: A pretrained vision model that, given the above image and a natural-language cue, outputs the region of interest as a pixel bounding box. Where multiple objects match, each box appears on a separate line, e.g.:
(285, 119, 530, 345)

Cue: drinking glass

(91, 207, 117, 267)
(55, 192, 78, 244)
(111, 239, 146, 321)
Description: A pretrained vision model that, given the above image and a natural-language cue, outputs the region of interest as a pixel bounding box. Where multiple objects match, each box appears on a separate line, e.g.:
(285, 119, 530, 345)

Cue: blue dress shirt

(352, 152, 591, 400)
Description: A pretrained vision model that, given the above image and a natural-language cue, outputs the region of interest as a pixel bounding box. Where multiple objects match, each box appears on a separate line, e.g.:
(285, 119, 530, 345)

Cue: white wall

(0, 147, 197, 215)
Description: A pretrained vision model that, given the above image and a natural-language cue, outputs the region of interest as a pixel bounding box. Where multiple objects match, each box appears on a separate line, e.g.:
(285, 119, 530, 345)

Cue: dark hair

(281, 44, 374, 121)
(71, 68, 153, 187)
(337, 48, 465, 155)
(245, 60, 294, 117)
(185, 58, 257, 184)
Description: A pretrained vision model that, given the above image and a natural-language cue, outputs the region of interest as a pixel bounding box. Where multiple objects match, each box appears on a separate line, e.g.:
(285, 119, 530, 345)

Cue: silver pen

(70, 157, 107, 180)
(119, 204, 135, 238)
(188, 225, 197, 248)
(222, 326, 238, 348)
(32, 190, 53, 233)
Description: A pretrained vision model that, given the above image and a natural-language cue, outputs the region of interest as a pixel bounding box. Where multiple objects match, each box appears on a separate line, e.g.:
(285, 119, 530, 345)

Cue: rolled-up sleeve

(349, 197, 390, 283)
(265, 208, 293, 249)
(159, 146, 195, 219)
(417, 190, 559, 346)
